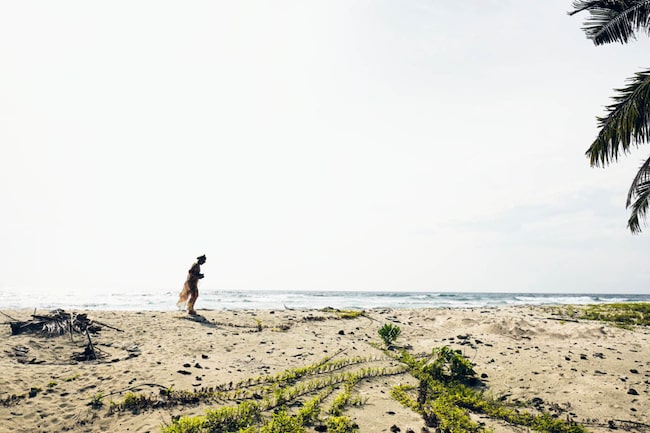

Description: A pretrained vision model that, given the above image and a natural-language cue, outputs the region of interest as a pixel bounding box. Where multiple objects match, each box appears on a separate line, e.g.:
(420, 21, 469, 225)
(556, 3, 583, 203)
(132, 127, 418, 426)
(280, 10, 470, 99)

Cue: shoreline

(1, 306, 649, 432)
(2, 290, 649, 313)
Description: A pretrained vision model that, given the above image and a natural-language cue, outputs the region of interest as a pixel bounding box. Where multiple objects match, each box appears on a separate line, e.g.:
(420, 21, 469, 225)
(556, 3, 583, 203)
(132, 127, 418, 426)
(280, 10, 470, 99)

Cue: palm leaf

(569, 0, 650, 45)
(586, 68, 650, 167)
(626, 155, 650, 232)
(10, 310, 95, 337)
(41, 316, 71, 336)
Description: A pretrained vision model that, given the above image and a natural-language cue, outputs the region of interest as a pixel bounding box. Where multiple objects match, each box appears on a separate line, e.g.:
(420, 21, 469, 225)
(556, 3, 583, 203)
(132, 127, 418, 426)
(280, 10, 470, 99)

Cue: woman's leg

(187, 287, 199, 314)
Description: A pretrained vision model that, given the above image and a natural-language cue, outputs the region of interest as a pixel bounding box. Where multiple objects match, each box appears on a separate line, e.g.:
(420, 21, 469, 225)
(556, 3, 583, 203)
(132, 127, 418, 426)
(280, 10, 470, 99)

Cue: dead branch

(545, 317, 579, 323)
(0, 310, 19, 321)
(92, 319, 123, 333)
(85, 330, 97, 360)
(104, 383, 170, 397)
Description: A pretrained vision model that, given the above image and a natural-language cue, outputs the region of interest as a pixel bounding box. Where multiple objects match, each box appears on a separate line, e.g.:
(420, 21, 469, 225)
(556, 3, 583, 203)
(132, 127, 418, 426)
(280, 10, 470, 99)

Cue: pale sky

(1, 1, 649, 295)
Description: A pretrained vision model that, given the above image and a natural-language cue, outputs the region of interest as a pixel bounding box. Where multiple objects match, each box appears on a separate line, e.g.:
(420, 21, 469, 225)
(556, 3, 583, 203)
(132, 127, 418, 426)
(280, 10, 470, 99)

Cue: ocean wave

(1, 289, 648, 311)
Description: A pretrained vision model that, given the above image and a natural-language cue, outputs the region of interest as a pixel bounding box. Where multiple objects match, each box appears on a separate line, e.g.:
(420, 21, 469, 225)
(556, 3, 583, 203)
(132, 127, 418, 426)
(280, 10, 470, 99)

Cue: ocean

(1, 288, 648, 312)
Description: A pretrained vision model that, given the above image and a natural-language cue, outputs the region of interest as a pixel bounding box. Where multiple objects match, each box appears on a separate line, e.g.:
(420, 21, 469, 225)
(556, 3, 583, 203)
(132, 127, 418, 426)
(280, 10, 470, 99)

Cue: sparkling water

(1, 287, 648, 311)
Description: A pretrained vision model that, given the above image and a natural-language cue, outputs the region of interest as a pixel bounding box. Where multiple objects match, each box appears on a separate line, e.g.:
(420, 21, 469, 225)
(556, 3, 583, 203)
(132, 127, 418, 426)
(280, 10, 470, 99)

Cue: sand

(1, 306, 649, 433)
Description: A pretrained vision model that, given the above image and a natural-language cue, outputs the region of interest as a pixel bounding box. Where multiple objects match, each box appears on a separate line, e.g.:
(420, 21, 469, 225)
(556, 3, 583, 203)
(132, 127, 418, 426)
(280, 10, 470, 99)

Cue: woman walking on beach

(177, 254, 206, 315)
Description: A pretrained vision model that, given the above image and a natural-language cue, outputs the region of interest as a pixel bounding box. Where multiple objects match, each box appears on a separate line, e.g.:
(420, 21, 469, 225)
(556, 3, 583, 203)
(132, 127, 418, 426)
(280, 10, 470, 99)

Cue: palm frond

(569, 0, 650, 45)
(626, 155, 650, 232)
(9, 309, 97, 337)
(586, 68, 650, 167)
(42, 316, 72, 336)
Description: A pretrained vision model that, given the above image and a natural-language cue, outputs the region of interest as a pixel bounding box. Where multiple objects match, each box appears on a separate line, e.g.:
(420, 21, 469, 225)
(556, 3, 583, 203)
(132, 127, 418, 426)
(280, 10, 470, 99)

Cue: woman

(177, 254, 206, 315)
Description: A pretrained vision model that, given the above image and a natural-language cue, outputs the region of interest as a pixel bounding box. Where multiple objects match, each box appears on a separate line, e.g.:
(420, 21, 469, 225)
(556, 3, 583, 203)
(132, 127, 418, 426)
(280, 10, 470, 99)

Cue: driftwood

(545, 317, 580, 323)
(73, 331, 100, 361)
(6, 309, 122, 362)
(0, 310, 19, 321)
(8, 309, 104, 337)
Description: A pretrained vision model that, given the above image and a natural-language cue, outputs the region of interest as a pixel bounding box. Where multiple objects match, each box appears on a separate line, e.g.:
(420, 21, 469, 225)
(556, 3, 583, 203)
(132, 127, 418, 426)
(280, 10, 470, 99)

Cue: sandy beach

(1, 306, 649, 433)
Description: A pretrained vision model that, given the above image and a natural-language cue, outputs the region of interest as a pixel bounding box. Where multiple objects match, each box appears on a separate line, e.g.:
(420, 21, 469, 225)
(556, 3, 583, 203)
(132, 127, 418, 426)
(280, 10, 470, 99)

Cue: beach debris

(531, 396, 544, 407)
(5, 309, 122, 362)
(7, 309, 104, 337)
(609, 419, 650, 430)
(0, 311, 19, 321)
(73, 340, 99, 361)
(124, 345, 141, 358)
(12, 346, 29, 356)
(0, 393, 25, 407)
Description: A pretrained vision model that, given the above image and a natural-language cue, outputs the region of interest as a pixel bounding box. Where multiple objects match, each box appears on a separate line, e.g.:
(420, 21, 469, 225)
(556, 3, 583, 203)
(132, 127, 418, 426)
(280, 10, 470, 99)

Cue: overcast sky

(1, 1, 649, 295)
